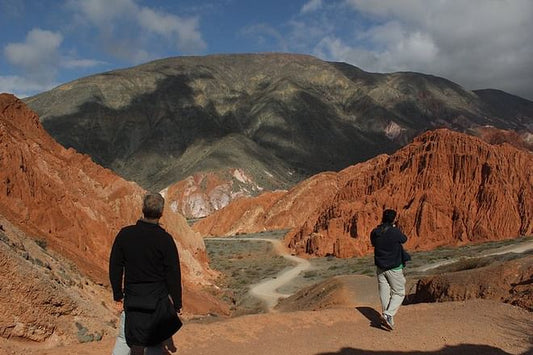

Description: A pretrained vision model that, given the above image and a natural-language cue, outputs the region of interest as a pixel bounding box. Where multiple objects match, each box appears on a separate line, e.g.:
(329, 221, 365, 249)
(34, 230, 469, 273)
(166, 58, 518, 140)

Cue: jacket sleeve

(370, 229, 377, 246)
(394, 227, 408, 244)
(109, 232, 125, 301)
(163, 235, 182, 311)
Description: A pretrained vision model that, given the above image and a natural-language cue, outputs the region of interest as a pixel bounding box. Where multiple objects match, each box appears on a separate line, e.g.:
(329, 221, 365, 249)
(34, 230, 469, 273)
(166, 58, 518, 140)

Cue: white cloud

(308, 0, 533, 99)
(0, 75, 57, 98)
(68, 0, 207, 57)
(70, 0, 137, 30)
(301, 0, 323, 13)
(2, 27, 107, 96)
(4, 29, 63, 84)
(137, 8, 206, 53)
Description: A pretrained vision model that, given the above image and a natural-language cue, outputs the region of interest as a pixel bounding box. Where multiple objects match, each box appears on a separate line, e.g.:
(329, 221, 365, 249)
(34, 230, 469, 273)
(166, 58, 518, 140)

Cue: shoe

(381, 313, 394, 330)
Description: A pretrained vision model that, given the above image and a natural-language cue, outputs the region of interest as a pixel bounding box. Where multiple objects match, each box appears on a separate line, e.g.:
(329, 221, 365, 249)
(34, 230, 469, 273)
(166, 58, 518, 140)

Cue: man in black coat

(370, 209, 408, 331)
(110, 192, 182, 354)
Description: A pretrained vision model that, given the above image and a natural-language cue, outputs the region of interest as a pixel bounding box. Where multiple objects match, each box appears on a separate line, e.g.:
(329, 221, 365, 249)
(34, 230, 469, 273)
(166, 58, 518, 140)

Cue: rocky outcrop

(411, 255, 533, 311)
(163, 168, 265, 219)
(0, 94, 227, 344)
(0, 216, 114, 344)
(193, 172, 342, 236)
(195, 129, 533, 257)
(25, 54, 532, 193)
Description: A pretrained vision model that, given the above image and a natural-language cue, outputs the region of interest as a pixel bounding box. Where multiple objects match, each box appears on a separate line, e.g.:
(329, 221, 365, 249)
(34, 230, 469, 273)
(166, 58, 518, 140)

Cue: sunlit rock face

(163, 168, 265, 219)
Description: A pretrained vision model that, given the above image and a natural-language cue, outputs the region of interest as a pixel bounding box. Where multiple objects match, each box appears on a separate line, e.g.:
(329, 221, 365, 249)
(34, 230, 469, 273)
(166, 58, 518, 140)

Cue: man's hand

(113, 300, 124, 314)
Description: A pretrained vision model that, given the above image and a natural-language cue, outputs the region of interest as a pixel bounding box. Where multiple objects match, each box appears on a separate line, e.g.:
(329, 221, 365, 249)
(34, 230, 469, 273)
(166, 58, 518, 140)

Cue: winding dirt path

(207, 237, 311, 311)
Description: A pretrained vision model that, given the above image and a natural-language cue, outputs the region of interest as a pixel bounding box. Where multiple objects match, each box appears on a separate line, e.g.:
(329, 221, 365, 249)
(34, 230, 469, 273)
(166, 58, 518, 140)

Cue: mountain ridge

(24, 53, 533, 196)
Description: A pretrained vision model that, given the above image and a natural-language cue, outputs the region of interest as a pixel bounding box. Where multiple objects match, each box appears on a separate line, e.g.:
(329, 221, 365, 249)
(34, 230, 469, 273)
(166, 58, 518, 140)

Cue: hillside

(194, 129, 533, 258)
(0, 94, 226, 345)
(25, 54, 533, 198)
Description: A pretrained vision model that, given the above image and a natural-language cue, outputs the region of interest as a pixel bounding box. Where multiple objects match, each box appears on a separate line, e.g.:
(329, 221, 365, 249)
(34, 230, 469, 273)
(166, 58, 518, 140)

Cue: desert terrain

(1, 234, 532, 355)
(1, 51, 532, 354)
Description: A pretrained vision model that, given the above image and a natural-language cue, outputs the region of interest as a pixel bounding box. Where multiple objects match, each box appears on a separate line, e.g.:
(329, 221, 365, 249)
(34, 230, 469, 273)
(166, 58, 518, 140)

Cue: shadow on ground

(316, 344, 531, 354)
(355, 306, 390, 331)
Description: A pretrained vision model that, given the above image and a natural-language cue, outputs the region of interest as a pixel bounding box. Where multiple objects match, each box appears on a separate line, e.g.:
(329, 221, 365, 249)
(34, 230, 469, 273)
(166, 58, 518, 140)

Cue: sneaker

(381, 313, 394, 330)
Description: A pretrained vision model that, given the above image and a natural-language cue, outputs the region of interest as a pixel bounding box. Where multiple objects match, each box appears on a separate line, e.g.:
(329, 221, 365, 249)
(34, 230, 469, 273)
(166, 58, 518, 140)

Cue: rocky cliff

(0, 94, 226, 343)
(195, 129, 533, 258)
(25, 54, 533, 199)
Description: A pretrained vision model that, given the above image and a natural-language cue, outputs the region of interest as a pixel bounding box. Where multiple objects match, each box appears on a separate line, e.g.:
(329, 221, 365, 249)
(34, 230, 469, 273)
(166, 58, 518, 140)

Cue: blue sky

(1, 0, 532, 100)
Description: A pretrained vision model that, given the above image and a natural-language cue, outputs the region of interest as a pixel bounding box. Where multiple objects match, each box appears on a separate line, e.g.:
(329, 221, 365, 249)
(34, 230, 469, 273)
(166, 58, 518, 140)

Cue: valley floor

(2, 300, 531, 355)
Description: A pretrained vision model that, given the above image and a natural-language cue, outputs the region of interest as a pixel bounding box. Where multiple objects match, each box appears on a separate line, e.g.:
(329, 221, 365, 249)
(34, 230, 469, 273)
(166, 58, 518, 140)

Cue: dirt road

(208, 237, 311, 311)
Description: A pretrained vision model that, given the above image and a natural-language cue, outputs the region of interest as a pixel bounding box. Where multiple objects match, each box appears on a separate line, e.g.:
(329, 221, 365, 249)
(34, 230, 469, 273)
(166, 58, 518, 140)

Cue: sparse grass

(405, 235, 533, 276)
(75, 322, 102, 343)
(35, 239, 48, 250)
(429, 249, 533, 274)
(205, 233, 294, 315)
(205, 233, 533, 315)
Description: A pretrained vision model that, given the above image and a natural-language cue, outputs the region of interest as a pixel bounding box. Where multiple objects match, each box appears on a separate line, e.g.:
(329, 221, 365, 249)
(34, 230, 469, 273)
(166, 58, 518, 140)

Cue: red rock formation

(193, 171, 344, 236)
(193, 190, 286, 236)
(0, 94, 225, 317)
(164, 168, 264, 219)
(195, 129, 533, 258)
(411, 256, 533, 311)
(289, 129, 533, 257)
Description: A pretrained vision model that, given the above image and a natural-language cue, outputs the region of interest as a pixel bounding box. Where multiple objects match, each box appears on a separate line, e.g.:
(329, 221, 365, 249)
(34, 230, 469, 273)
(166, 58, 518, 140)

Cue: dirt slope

(5, 300, 531, 355)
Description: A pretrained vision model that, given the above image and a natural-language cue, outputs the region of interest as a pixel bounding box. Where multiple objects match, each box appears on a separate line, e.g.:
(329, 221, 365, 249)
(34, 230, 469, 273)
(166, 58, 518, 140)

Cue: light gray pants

(112, 312, 163, 355)
(377, 267, 406, 317)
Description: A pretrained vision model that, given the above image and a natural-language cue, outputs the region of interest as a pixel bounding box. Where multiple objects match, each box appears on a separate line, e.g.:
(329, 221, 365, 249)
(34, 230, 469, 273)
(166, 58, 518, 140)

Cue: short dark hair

(382, 209, 397, 224)
(142, 193, 165, 219)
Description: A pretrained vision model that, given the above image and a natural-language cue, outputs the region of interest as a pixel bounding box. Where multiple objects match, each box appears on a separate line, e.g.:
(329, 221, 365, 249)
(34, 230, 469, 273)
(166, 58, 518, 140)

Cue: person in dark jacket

(370, 209, 408, 331)
(109, 192, 182, 355)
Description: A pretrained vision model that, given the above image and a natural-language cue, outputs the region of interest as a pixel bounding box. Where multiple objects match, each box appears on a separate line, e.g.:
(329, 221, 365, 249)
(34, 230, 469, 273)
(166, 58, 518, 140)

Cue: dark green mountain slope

(25, 54, 533, 190)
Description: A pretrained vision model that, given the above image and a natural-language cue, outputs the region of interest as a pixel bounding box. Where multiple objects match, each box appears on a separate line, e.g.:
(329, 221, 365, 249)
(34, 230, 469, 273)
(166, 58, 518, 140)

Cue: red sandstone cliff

(195, 129, 533, 258)
(0, 94, 226, 339)
(289, 129, 533, 257)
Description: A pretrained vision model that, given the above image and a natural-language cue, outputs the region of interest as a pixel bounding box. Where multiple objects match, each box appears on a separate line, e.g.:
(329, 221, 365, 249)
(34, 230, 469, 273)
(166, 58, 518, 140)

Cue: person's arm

(109, 232, 125, 302)
(370, 229, 377, 247)
(393, 228, 408, 244)
(163, 235, 182, 311)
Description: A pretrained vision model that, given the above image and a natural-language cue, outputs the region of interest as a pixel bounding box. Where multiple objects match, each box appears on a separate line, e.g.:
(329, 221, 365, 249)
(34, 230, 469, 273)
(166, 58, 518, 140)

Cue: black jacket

(109, 220, 182, 346)
(370, 223, 408, 270)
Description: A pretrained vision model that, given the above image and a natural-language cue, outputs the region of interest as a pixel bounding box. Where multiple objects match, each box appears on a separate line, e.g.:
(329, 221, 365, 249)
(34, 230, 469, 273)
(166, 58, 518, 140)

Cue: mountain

(194, 129, 533, 258)
(24, 54, 533, 198)
(0, 94, 226, 344)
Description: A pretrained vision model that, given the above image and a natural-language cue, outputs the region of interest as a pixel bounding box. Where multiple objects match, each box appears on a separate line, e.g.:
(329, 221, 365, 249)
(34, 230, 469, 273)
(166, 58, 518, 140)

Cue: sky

(1, 0, 532, 100)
